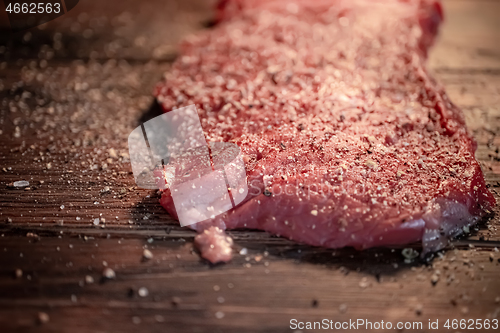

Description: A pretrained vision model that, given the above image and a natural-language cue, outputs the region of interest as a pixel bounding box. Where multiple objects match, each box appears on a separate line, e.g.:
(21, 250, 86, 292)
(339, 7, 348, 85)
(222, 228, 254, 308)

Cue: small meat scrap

(194, 226, 233, 263)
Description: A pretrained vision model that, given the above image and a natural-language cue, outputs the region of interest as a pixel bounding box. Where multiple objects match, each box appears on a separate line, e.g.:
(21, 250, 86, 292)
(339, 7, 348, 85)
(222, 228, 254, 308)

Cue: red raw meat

(154, 0, 495, 262)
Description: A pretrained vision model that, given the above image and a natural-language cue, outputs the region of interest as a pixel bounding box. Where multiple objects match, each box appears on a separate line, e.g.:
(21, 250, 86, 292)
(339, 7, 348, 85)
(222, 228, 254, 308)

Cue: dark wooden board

(0, 0, 499, 332)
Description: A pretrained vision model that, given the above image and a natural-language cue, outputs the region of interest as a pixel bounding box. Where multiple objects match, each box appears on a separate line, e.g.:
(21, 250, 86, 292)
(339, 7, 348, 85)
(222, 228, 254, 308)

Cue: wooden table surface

(1, 0, 499, 332)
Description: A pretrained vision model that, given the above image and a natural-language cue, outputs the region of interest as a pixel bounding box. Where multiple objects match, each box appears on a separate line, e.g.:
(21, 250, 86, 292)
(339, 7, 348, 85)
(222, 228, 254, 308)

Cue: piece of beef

(154, 0, 495, 262)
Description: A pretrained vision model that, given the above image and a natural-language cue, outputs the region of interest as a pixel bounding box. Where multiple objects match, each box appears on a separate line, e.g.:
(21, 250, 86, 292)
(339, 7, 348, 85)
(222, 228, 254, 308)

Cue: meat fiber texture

(154, 0, 495, 262)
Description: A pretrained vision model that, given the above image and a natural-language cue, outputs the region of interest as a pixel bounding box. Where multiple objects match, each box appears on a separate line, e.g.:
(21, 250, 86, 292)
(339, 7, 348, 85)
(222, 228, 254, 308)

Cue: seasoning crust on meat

(155, 0, 495, 262)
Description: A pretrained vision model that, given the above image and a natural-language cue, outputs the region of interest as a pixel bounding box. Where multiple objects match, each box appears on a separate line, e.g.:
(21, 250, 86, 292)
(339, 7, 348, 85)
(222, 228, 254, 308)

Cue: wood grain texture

(0, 0, 499, 332)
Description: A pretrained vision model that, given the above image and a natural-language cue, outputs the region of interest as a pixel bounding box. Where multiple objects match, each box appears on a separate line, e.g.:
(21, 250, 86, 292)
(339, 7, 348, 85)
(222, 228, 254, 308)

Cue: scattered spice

(13, 180, 29, 188)
(85, 275, 94, 284)
(102, 268, 116, 280)
(431, 274, 439, 285)
(402, 248, 419, 263)
(138, 287, 149, 297)
(171, 296, 182, 307)
(359, 277, 370, 289)
(38, 312, 50, 324)
(142, 249, 153, 260)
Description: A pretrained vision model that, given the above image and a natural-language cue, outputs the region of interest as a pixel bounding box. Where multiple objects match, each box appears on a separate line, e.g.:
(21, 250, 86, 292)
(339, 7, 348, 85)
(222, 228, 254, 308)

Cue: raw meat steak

(154, 0, 495, 262)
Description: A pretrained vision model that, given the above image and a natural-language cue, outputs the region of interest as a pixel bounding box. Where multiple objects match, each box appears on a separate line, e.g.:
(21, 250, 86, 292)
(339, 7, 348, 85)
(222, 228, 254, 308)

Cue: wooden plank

(0, 0, 499, 332)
